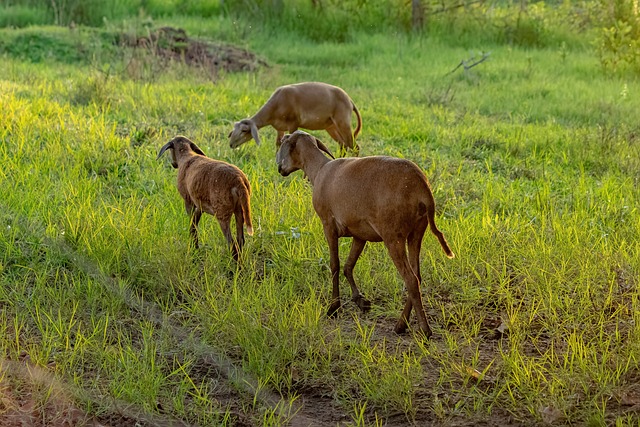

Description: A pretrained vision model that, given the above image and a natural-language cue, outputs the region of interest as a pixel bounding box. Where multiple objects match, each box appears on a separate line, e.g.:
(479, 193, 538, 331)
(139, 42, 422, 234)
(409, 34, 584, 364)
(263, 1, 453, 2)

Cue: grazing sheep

(276, 130, 454, 338)
(157, 136, 253, 260)
(229, 82, 362, 154)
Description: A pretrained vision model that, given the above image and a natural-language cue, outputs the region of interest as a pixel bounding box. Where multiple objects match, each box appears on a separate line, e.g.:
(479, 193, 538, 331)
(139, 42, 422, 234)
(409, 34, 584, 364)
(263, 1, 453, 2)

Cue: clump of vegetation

(0, 25, 267, 81)
(2, 0, 639, 77)
(0, 4, 50, 28)
(595, 0, 640, 73)
(0, 27, 89, 63)
(116, 26, 268, 73)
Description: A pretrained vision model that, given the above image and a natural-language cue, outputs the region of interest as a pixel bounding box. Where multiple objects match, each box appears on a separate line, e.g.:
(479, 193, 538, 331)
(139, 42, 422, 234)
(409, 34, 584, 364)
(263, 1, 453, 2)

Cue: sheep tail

(426, 202, 455, 259)
(352, 101, 362, 139)
(240, 187, 254, 236)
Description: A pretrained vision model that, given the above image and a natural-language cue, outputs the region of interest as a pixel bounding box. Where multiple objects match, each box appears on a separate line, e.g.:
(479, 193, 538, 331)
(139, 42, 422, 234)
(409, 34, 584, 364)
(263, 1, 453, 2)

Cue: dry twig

(447, 51, 491, 75)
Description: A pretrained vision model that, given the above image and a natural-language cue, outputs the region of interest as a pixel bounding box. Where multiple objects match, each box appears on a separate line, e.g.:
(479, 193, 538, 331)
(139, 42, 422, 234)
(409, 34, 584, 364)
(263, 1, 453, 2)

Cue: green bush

(0, 5, 52, 28)
(0, 0, 142, 27)
(0, 0, 219, 27)
(58, 0, 142, 26)
(0, 29, 86, 63)
(594, 0, 640, 74)
(0, 0, 633, 57)
(143, 0, 220, 17)
(222, 0, 408, 42)
(221, 0, 591, 47)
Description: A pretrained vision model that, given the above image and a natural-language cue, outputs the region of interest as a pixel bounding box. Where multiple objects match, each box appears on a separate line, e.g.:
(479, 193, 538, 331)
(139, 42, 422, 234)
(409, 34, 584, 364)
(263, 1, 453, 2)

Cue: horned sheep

(157, 136, 253, 260)
(229, 82, 362, 154)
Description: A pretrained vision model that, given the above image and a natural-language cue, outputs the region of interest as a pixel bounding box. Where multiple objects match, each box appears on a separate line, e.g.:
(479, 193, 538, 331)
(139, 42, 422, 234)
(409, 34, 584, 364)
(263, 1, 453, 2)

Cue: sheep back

(267, 82, 354, 130)
(178, 157, 251, 221)
(312, 156, 434, 241)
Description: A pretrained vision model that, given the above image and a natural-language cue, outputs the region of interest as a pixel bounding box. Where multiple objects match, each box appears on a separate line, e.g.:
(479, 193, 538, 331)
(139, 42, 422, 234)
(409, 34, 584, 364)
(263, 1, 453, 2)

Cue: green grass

(1, 15, 640, 426)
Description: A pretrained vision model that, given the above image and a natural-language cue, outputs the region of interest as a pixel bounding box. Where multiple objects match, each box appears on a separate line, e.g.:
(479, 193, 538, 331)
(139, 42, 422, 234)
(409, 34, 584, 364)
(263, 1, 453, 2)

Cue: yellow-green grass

(1, 19, 639, 426)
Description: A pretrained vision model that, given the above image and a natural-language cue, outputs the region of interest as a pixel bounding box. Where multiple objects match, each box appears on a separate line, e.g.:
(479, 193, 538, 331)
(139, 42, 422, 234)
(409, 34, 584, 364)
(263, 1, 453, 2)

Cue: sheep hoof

(352, 295, 371, 312)
(417, 327, 432, 340)
(394, 322, 408, 335)
(327, 301, 341, 318)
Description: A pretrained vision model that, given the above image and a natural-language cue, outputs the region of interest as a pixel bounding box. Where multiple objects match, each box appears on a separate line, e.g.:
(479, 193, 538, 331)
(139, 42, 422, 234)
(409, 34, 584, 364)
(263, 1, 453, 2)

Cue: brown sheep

(157, 136, 253, 260)
(275, 130, 454, 338)
(229, 82, 362, 154)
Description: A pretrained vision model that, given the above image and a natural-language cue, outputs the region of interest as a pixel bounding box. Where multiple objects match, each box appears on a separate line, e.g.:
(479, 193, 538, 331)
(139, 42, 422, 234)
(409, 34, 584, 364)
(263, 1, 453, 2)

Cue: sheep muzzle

(277, 164, 291, 177)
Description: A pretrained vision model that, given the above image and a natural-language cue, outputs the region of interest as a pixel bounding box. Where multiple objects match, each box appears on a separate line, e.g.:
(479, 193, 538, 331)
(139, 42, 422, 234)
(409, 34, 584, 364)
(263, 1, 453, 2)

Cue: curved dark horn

(156, 141, 173, 160)
(314, 137, 335, 160)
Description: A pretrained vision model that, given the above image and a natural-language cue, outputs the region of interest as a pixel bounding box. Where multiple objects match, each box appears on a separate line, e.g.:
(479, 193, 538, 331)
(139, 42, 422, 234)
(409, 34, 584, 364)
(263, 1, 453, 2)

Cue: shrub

(0, 30, 85, 63)
(221, 0, 589, 47)
(594, 0, 640, 74)
(0, 5, 52, 28)
(222, 0, 408, 43)
(0, 0, 142, 27)
(144, 0, 220, 17)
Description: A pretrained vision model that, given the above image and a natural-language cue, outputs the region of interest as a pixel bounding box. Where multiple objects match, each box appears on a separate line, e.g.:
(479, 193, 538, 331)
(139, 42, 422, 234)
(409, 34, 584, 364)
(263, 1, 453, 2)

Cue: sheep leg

(325, 125, 348, 157)
(385, 240, 432, 338)
(234, 209, 245, 252)
(343, 237, 371, 312)
(397, 224, 429, 334)
(276, 130, 286, 146)
(324, 228, 342, 317)
(396, 299, 413, 334)
(188, 205, 202, 249)
(328, 119, 359, 155)
(407, 221, 428, 285)
(335, 120, 357, 153)
(218, 218, 239, 261)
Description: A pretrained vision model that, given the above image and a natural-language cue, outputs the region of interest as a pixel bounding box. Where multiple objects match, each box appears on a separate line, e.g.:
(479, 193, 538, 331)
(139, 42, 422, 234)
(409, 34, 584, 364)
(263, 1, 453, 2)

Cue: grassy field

(1, 10, 640, 427)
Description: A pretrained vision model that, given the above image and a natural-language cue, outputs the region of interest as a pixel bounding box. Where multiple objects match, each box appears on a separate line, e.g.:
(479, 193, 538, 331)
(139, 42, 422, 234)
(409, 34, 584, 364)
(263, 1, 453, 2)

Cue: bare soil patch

(0, 358, 96, 427)
(120, 26, 268, 74)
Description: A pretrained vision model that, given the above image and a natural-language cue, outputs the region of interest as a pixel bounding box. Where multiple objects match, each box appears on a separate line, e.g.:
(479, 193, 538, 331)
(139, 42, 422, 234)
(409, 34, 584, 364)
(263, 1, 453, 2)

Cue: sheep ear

(157, 141, 173, 160)
(250, 122, 261, 146)
(314, 137, 335, 160)
(190, 142, 206, 156)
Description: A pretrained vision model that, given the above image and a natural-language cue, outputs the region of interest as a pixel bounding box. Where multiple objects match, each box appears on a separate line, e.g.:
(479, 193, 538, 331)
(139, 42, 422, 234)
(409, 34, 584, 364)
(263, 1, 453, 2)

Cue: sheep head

(276, 130, 334, 177)
(157, 135, 206, 168)
(229, 119, 261, 148)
